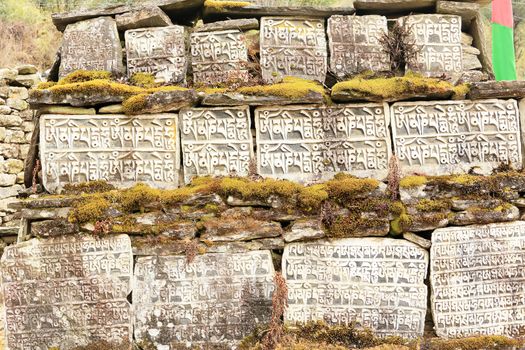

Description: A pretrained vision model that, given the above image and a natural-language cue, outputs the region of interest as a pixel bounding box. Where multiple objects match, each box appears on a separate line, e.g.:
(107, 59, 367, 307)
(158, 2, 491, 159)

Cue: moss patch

(332, 73, 469, 101)
(129, 72, 157, 88)
(399, 176, 427, 188)
(237, 77, 328, 101)
(204, 0, 252, 11)
(428, 336, 524, 350)
(62, 180, 115, 195)
(326, 174, 380, 204)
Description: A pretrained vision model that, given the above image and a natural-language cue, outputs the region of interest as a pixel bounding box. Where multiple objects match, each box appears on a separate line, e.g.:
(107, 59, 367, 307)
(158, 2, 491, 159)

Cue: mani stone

(179, 106, 253, 183)
(283, 238, 428, 338)
(126, 25, 188, 84)
(133, 251, 274, 348)
(115, 6, 172, 31)
(255, 104, 391, 182)
(391, 99, 522, 175)
(1, 235, 133, 349)
(328, 15, 390, 78)
(59, 17, 124, 79)
(260, 17, 327, 84)
(431, 221, 525, 338)
(401, 15, 463, 77)
(191, 29, 249, 86)
(39, 114, 180, 193)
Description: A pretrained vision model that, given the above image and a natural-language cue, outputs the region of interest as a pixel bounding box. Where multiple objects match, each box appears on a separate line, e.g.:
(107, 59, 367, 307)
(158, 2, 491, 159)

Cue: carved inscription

(260, 17, 327, 83)
(1, 235, 133, 350)
(255, 104, 391, 182)
(191, 30, 249, 85)
(59, 17, 124, 79)
(391, 100, 522, 175)
(431, 222, 525, 337)
(328, 15, 390, 77)
(402, 15, 463, 76)
(40, 114, 179, 192)
(180, 107, 253, 183)
(125, 25, 187, 84)
(134, 251, 275, 348)
(283, 239, 428, 338)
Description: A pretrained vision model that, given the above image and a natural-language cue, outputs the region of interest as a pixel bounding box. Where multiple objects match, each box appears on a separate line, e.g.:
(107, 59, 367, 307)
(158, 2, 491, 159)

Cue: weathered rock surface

(125, 89, 198, 114)
(195, 18, 259, 32)
(204, 1, 354, 17)
(450, 205, 519, 226)
(115, 6, 172, 31)
(469, 80, 525, 99)
(354, 0, 434, 11)
(201, 215, 282, 242)
(30, 219, 78, 237)
(39, 105, 96, 115)
(201, 90, 325, 106)
(403, 232, 431, 249)
(284, 218, 325, 242)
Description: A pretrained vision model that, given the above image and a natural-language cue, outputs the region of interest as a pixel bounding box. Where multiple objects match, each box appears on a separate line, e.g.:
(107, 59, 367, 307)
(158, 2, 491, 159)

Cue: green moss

(428, 335, 524, 350)
(297, 184, 328, 212)
(121, 86, 189, 115)
(204, 0, 252, 10)
(237, 77, 328, 101)
(58, 70, 112, 84)
(415, 199, 451, 212)
(119, 183, 161, 213)
(62, 181, 115, 195)
(326, 174, 379, 204)
(399, 176, 427, 188)
(390, 213, 412, 235)
(69, 194, 110, 223)
(129, 72, 157, 88)
(332, 74, 469, 101)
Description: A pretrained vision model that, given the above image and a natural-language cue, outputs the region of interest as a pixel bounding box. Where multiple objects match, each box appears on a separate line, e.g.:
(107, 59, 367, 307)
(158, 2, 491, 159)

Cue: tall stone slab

(391, 99, 522, 175)
(402, 14, 463, 77)
(260, 17, 327, 83)
(283, 239, 428, 338)
(191, 29, 249, 86)
(431, 222, 525, 338)
(1, 235, 133, 350)
(328, 15, 390, 78)
(59, 17, 124, 79)
(125, 25, 188, 84)
(255, 104, 391, 182)
(40, 114, 180, 193)
(179, 107, 253, 183)
(133, 251, 275, 348)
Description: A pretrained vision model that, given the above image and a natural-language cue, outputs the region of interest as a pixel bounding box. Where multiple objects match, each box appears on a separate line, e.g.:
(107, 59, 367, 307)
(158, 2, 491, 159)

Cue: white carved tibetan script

(391, 99, 522, 175)
(283, 239, 428, 338)
(255, 104, 391, 182)
(133, 251, 275, 348)
(1, 235, 133, 350)
(260, 17, 327, 83)
(179, 107, 253, 183)
(431, 222, 525, 338)
(40, 114, 180, 192)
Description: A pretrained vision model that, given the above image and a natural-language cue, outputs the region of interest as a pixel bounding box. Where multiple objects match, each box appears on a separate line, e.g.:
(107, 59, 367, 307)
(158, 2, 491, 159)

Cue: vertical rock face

(431, 222, 525, 338)
(328, 15, 390, 78)
(125, 25, 188, 84)
(1, 235, 133, 350)
(190, 29, 250, 86)
(391, 99, 522, 175)
(283, 238, 429, 338)
(260, 17, 327, 83)
(133, 251, 275, 349)
(59, 17, 125, 79)
(39, 114, 180, 192)
(179, 106, 253, 183)
(402, 14, 463, 78)
(255, 104, 391, 182)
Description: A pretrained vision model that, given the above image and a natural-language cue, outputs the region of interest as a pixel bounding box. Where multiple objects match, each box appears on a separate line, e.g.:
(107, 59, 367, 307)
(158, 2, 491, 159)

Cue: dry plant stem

(387, 154, 401, 201)
(262, 272, 288, 350)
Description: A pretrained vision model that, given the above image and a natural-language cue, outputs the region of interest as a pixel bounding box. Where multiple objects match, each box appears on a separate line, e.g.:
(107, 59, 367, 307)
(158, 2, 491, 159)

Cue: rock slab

(40, 114, 180, 193)
(1, 235, 133, 349)
(431, 221, 525, 337)
(133, 251, 274, 348)
(283, 238, 428, 338)
(59, 17, 124, 79)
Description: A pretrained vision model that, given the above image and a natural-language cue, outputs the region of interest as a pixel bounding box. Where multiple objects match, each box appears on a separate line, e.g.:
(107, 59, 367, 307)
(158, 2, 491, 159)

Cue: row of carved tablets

(283, 238, 429, 338)
(59, 14, 465, 83)
(40, 114, 180, 192)
(1, 235, 133, 350)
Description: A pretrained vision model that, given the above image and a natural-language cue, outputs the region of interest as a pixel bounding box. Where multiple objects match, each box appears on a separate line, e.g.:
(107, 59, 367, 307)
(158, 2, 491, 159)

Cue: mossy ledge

(204, 0, 252, 11)
(331, 73, 470, 102)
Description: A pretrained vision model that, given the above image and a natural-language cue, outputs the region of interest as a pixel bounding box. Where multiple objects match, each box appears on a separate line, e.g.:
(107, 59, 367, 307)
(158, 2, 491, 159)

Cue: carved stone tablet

(283, 239, 428, 338)
(191, 29, 249, 86)
(402, 15, 463, 76)
(134, 251, 275, 348)
(125, 25, 187, 84)
(260, 17, 327, 83)
(59, 17, 124, 79)
(255, 104, 391, 182)
(328, 15, 390, 78)
(431, 221, 525, 338)
(179, 107, 253, 183)
(40, 114, 180, 193)
(391, 99, 522, 175)
(1, 235, 133, 350)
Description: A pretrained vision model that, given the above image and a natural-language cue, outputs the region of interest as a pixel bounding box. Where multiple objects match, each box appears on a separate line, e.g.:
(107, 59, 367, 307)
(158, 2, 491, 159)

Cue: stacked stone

(0, 65, 39, 240)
